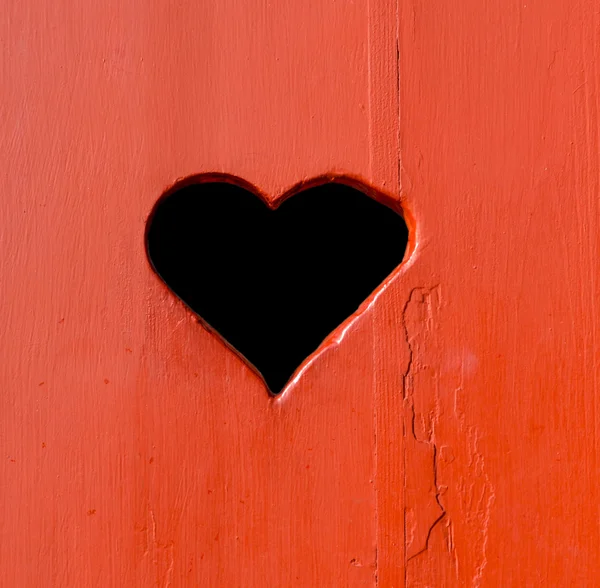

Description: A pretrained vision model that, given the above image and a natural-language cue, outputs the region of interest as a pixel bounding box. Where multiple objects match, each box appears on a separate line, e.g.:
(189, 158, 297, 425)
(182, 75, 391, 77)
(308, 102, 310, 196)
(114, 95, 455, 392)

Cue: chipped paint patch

(403, 287, 496, 586)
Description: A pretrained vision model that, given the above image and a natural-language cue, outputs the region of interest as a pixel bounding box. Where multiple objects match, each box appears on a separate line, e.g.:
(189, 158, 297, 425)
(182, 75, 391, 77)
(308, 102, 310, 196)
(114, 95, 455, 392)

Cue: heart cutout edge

(145, 172, 417, 397)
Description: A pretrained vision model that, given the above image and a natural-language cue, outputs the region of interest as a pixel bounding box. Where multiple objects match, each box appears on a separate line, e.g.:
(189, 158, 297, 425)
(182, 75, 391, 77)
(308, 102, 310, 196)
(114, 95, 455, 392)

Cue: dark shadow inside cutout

(146, 179, 409, 394)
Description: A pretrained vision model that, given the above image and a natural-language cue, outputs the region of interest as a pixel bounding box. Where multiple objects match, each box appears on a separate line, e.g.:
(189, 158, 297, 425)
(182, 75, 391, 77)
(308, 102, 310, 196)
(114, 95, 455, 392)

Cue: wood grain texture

(1, 0, 599, 586)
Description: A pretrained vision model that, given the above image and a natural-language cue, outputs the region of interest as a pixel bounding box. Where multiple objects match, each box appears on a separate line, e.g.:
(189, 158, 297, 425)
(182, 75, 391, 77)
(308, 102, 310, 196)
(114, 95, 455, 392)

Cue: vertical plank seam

(401, 294, 411, 588)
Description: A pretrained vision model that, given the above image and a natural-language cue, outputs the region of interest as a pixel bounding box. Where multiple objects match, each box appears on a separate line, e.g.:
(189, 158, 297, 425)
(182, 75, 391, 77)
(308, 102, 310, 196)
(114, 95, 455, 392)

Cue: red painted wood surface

(1, 0, 599, 585)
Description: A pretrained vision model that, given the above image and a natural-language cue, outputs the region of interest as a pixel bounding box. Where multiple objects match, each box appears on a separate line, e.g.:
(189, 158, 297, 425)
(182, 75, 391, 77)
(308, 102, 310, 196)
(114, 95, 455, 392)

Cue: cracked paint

(402, 286, 496, 586)
(402, 287, 446, 563)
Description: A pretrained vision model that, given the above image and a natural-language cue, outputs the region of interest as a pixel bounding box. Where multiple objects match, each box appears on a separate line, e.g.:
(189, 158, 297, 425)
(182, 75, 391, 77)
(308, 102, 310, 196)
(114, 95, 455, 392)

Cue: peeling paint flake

(403, 286, 496, 585)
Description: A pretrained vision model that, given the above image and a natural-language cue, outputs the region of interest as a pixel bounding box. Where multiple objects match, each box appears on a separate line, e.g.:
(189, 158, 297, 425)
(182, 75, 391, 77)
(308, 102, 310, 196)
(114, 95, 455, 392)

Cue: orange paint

(1, 0, 599, 585)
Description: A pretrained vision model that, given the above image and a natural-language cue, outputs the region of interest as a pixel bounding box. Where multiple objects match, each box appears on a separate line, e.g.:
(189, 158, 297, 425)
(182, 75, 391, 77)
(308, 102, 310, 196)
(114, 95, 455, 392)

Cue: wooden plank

(399, 0, 600, 584)
(0, 0, 400, 585)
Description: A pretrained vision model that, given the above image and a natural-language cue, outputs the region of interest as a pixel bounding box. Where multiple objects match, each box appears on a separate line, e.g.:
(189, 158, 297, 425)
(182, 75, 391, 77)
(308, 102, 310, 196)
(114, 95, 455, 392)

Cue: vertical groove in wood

(373, 282, 409, 587)
(367, 0, 406, 584)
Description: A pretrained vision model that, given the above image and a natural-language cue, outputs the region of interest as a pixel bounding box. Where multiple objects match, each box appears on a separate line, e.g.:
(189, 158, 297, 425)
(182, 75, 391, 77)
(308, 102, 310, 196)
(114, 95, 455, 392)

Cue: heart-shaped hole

(146, 176, 409, 394)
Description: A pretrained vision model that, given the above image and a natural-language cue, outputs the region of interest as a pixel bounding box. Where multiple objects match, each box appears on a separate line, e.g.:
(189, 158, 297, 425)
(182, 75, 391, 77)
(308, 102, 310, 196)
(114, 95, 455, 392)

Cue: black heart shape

(146, 176, 409, 394)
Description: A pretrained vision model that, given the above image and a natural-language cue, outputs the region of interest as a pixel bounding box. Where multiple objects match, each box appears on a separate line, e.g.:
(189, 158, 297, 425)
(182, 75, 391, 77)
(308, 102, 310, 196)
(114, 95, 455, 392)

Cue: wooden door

(2, 0, 599, 585)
